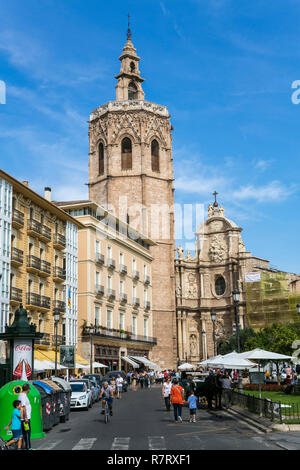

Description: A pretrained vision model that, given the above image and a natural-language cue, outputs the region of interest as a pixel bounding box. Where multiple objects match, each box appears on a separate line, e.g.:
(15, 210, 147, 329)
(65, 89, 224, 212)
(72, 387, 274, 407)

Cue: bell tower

(88, 28, 177, 369)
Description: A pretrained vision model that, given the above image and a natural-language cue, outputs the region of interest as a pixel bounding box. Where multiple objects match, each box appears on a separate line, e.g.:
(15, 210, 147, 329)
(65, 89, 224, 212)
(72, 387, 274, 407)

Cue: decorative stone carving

(177, 245, 184, 259)
(185, 273, 198, 299)
(209, 235, 226, 264)
(208, 204, 214, 218)
(176, 284, 182, 297)
(189, 334, 197, 356)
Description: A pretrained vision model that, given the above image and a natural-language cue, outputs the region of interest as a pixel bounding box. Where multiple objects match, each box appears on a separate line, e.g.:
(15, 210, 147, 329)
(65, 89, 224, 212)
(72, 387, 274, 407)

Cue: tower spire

(127, 12, 132, 41)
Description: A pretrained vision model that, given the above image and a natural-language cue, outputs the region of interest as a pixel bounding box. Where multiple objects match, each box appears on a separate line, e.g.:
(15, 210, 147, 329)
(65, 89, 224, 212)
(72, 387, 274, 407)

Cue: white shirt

(18, 392, 31, 419)
(116, 377, 124, 387)
(162, 382, 172, 397)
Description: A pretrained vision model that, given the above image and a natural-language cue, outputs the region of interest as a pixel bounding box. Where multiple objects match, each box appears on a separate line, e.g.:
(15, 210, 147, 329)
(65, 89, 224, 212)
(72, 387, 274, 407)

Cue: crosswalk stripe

(111, 437, 130, 450)
(148, 436, 166, 450)
(36, 439, 63, 450)
(72, 438, 97, 450)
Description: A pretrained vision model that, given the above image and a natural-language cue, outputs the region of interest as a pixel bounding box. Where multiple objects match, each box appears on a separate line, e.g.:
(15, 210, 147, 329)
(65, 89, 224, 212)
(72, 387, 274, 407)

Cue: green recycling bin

(0, 380, 45, 440)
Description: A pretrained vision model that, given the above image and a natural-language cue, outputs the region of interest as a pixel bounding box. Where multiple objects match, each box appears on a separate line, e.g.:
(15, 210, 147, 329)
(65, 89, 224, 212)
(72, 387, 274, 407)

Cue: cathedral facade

(88, 32, 177, 369)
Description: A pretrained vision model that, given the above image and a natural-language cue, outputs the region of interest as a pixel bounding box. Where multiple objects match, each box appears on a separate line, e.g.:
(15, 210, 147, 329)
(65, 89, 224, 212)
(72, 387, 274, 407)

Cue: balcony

(52, 335, 66, 346)
(40, 224, 52, 242)
(53, 300, 66, 313)
(144, 275, 150, 285)
(107, 289, 116, 300)
(120, 264, 127, 275)
(133, 297, 140, 308)
(11, 247, 24, 266)
(27, 218, 41, 237)
(10, 287, 23, 304)
(40, 260, 51, 277)
(12, 208, 24, 228)
(53, 266, 66, 282)
(40, 295, 51, 310)
(82, 325, 157, 345)
(107, 258, 116, 270)
(120, 293, 128, 304)
(26, 292, 42, 308)
(53, 233, 66, 249)
(95, 284, 104, 296)
(27, 255, 41, 274)
(144, 301, 151, 310)
(35, 333, 51, 347)
(95, 253, 105, 265)
(133, 270, 140, 280)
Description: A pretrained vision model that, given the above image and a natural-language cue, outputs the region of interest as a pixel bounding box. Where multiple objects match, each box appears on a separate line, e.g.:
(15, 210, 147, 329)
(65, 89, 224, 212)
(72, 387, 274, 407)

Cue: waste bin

(51, 377, 71, 422)
(32, 380, 55, 432)
(40, 380, 61, 426)
(0, 380, 45, 441)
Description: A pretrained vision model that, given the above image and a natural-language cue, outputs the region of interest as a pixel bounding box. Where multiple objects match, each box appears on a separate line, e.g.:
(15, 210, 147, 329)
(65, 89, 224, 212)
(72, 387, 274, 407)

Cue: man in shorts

(116, 374, 124, 399)
(100, 381, 114, 416)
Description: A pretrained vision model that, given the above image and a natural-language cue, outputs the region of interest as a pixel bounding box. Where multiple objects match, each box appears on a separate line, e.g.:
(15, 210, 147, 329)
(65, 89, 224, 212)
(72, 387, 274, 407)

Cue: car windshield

(70, 383, 85, 392)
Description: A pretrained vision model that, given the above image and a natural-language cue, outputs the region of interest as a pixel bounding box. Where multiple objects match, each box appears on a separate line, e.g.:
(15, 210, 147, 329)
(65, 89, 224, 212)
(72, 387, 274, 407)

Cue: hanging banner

(245, 272, 261, 283)
(13, 340, 33, 380)
(60, 345, 75, 368)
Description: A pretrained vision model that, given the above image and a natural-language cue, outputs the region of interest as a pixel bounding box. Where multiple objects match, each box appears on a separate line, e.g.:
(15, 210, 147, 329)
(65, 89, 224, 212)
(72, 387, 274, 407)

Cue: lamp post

(211, 311, 216, 356)
(232, 288, 243, 392)
(202, 330, 207, 360)
(90, 325, 95, 374)
(54, 310, 60, 378)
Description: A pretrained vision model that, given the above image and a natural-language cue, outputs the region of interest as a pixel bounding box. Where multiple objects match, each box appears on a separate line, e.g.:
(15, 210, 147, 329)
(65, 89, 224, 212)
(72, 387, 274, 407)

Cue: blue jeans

(173, 403, 182, 421)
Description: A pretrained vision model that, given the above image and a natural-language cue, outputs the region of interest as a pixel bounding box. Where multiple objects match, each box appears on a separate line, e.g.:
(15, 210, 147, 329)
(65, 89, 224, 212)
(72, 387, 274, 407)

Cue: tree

(218, 327, 256, 355)
(244, 322, 299, 356)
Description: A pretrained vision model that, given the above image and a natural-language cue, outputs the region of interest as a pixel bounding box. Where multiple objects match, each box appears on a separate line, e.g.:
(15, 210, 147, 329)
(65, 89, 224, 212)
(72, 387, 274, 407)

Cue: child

(4, 400, 24, 449)
(187, 391, 197, 423)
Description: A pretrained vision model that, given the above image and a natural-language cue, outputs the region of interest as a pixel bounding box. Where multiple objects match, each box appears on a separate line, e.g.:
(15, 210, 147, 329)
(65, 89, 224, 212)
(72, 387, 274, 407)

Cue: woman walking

(162, 377, 172, 411)
(170, 378, 184, 422)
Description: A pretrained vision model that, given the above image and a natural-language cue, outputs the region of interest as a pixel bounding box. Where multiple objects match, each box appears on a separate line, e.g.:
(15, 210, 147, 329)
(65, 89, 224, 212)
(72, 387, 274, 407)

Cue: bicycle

(104, 399, 110, 424)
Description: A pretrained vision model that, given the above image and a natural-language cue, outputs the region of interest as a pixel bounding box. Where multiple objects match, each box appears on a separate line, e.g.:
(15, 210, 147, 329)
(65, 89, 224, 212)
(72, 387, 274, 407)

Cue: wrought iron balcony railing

(11, 247, 24, 265)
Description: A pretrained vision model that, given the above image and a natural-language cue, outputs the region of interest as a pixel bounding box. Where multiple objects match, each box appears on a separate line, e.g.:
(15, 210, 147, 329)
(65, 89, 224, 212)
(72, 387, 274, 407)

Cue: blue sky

(0, 0, 300, 272)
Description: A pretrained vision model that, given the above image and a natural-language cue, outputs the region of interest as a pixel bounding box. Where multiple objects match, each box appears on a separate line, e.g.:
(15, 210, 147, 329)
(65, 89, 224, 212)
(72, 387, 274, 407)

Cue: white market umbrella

(198, 355, 223, 367)
(216, 357, 257, 370)
(178, 362, 194, 370)
(93, 362, 108, 368)
(239, 348, 292, 361)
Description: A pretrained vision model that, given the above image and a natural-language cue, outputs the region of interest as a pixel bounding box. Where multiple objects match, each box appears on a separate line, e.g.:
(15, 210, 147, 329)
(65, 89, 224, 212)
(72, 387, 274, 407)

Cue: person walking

(3, 400, 24, 450)
(221, 372, 232, 409)
(170, 378, 184, 422)
(18, 383, 32, 450)
(131, 373, 137, 391)
(215, 370, 223, 409)
(162, 377, 172, 411)
(116, 374, 124, 399)
(140, 372, 144, 389)
(187, 390, 197, 423)
(204, 371, 216, 410)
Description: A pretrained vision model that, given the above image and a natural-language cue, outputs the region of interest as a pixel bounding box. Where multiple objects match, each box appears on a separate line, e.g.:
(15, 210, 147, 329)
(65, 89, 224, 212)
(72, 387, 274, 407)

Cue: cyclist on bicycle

(100, 381, 114, 416)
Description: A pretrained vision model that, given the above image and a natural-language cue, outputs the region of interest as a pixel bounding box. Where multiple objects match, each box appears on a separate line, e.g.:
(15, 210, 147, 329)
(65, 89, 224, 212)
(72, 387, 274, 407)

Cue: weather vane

(127, 12, 132, 40)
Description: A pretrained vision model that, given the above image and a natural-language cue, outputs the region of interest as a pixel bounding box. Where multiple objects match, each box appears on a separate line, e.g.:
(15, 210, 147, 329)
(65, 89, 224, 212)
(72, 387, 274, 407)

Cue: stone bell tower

(88, 27, 177, 369)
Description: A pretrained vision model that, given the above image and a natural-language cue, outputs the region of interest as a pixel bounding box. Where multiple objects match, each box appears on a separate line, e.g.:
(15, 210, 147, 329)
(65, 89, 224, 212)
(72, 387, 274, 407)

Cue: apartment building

(56, 200, 157, 371)
(0, 170, 83, 357)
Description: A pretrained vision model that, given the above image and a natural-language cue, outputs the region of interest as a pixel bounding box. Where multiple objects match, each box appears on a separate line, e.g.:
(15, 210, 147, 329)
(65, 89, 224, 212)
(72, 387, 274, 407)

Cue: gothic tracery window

(151, 139, 159, 172)
(98, 142, 104, 175)
(121, 137, 132, 170)
(215, 276, 226, 296)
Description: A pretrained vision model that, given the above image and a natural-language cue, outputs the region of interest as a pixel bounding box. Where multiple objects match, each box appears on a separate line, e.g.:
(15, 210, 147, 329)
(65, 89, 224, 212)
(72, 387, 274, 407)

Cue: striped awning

(121, 356, 139, 368)
(129, 356, 158, 369)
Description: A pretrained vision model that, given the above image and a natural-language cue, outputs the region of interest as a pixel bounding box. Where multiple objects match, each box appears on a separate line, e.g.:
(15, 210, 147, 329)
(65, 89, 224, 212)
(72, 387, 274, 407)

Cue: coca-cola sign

(13, 340, 32, 380)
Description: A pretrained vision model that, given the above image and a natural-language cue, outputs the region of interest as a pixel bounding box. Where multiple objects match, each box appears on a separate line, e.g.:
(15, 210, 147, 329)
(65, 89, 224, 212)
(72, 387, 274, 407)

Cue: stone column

(182, 311, 187, 361)
(177, 311, 183, 362)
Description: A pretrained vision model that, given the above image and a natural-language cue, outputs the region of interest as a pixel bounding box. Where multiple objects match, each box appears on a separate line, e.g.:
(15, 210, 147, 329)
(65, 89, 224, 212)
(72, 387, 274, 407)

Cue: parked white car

(70, 381, 92, 410)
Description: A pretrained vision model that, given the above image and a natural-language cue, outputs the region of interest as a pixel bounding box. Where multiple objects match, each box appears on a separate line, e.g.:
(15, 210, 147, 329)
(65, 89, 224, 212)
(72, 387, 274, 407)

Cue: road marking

(36, 439, 63, 450)
(148, 436, 166, 450)
(111, 437, 130, 450)
(176, 428, 228, 436)
(252, 436, 272, 448)
(72, 438, 97, 450)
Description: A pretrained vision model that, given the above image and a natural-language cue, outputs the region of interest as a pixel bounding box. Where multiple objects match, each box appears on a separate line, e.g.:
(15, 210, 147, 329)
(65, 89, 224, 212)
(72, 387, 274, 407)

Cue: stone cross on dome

(213, 191, 219, 208)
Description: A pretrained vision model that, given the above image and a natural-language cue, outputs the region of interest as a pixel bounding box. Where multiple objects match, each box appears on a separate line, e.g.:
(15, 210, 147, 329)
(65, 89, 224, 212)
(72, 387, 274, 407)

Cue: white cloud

(254, 159, 273, 171)
(232, 181, 296, 202)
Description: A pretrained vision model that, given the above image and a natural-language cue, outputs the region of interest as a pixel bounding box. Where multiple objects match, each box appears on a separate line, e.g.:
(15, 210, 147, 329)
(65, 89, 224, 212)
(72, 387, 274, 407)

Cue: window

(215, 276, 226, 296)
(96, 271, 100, 287)
(95, 306, 100, 326)
(120, 280, 123, 295)
(98, 142, 104, 175)
(119, 312, 124, 330)
(107, 276, 111, 290)
(130, 61, 135, 73)
(96, 240, 100, 255)
(128, 81, 137, 100)
(107, 310, 112, 329)
(151, 139, 159, 172)
(119, 252, 123, 265)
(121, 137, 132, 170)
(144, 318, 148, 337)
(107, 246, 111, 259)
(132, 315, 137, 335)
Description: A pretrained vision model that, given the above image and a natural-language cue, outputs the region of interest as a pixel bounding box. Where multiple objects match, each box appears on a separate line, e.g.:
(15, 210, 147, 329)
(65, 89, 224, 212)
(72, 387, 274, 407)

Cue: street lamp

(54, 310, 60, 377)
(90, 325, 95, 374)
(202, 330, 207, 360)
(232, 288, 243, 392)
(211, 311, 216, 356)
